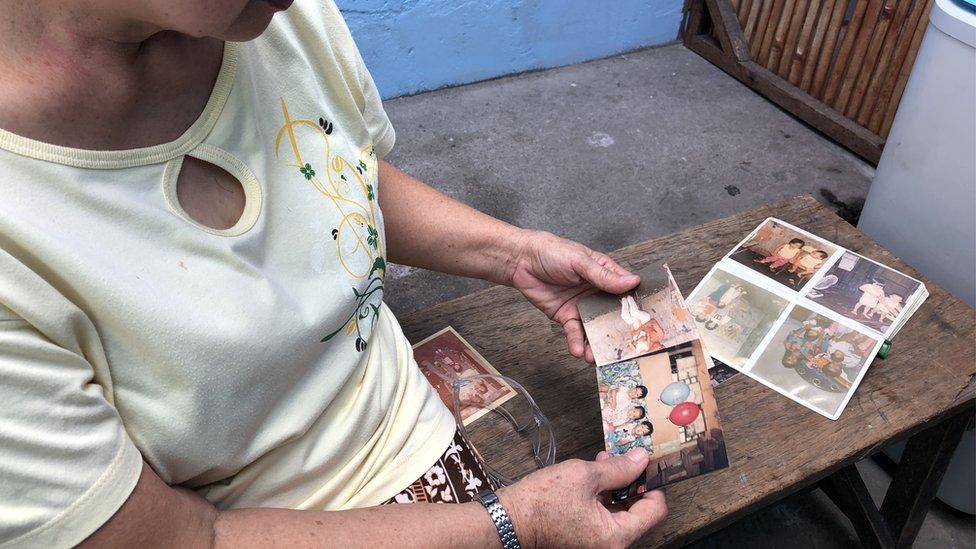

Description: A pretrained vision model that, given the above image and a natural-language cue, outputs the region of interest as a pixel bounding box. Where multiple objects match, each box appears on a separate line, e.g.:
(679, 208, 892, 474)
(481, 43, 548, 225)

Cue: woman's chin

(220, 1, 285, 41)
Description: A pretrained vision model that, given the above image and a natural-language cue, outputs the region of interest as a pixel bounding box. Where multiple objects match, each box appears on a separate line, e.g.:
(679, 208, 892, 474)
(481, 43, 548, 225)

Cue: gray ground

(381, 43, 974, 547)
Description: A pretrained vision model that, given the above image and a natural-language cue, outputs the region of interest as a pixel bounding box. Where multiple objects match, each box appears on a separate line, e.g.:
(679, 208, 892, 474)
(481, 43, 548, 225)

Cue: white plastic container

(858, 0, 976, 515)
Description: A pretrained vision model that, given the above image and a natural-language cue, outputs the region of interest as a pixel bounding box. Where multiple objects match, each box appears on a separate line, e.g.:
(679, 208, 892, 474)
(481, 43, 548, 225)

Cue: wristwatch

(474, 489, 522, 549)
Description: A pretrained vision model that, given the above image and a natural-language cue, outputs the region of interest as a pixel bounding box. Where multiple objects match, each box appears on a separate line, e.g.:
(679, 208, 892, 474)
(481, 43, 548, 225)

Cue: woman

(0, 1, 668, 547)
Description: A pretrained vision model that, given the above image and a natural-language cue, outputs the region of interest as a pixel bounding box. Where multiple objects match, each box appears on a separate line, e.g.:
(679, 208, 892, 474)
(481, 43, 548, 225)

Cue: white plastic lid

(932, 0, 976, 47)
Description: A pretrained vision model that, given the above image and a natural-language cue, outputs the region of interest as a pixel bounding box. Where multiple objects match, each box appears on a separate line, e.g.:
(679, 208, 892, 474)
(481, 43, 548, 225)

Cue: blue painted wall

(337, 0, 684, 99)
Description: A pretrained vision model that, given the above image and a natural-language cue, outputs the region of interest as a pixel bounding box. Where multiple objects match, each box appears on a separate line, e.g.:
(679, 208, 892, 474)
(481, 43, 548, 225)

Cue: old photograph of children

(577, 262, 698, 366)
(805, 251, 922, 335)
(595, 333, 728, 495)
(746, 305, 881, 418)
(728, 218, 837, 291)
(412, 327, 517, 425)
(685, 267, 790, 369)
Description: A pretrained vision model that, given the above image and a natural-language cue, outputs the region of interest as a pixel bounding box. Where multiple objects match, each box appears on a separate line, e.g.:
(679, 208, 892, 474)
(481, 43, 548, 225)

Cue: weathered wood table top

(398, 195, 976, 547)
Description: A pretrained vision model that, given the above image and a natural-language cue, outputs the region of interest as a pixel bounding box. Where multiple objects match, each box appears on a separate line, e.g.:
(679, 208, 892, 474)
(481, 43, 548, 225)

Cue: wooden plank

(766, 0, 798, 70)
(684, 0, 710, 40)
(706, 0, 752, 62)
(757, 0, 788, 65)
(832, 0, 885, 112)
(398, 196, 976, 547)
(810, 0, 850, 96)
(879, 0, 933, 137)
(777, 0, 814, 78)
(742, 0, 764, 47)
(799, 0, 837, 91)
(736, 0, 752, 23)
(787, 0, 825, 85)
(824, 0, 871, 103)
(855, 0, 915, 126)
(867, 0, 930, 133)
(685, 33, 885, 163)
(750, 1, 777, 55)
(845, 0, 899, 119)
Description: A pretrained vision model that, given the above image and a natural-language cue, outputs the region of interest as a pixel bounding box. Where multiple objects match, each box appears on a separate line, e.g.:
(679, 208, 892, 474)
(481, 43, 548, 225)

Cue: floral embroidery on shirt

(275, 98, 385, 351)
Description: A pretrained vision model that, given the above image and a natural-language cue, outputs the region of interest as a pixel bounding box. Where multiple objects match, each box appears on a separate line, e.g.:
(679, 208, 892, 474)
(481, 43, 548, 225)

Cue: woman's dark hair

(789, 238, 805, 245)
(633, 385, 649, 398)
(631, 406, 647, 420)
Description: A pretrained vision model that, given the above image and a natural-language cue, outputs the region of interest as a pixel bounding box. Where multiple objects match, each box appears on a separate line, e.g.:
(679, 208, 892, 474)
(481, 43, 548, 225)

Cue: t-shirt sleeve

(321, 1, 396, 158)
(0, 309, 143, 548)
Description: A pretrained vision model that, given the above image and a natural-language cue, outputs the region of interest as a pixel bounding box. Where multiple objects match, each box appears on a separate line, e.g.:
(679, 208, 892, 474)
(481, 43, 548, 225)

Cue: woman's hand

(507, 230, 640, 363)
(498, 449, 667, 548)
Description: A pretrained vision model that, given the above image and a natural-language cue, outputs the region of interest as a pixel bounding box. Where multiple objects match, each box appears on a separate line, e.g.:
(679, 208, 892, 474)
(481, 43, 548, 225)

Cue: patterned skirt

(383, 429, 498, 504)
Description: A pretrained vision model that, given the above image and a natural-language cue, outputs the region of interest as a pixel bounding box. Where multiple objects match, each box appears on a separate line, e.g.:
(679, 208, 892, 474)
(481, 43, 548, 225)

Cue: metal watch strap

(474, 489, 522, 549)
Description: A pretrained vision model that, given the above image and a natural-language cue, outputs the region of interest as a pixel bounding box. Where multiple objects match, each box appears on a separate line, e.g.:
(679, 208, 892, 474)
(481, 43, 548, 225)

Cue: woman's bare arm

(377, 160, 524, 286)
(376, 160, 641, 362)
(82, 451, 666, 548)
(82, 462, 498, 548)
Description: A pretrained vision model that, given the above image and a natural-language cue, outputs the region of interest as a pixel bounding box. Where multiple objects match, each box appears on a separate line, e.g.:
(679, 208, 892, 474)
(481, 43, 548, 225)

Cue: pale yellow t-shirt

(0, 3, 456, 547)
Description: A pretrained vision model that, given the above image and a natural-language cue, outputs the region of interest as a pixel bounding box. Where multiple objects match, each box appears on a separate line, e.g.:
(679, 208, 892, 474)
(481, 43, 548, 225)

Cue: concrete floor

(381, 43, 974, 547)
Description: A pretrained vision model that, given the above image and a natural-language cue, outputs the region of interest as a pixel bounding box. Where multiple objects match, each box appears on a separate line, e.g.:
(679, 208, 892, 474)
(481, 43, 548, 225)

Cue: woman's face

(136, 0, 293, 40)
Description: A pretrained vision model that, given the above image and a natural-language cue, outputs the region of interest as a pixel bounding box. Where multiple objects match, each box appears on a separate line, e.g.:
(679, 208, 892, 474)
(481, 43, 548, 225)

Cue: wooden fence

(684, 0, 934, 163)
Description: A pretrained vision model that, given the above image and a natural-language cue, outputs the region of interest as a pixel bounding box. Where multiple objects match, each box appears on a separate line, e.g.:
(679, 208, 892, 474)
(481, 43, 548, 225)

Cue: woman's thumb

(592, 449, 649, 490)
(581, 258, 639, 295)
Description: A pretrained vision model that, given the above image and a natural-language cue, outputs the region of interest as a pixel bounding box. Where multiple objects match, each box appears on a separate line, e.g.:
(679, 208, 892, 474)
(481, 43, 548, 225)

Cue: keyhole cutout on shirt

(175, 156, 247, 230)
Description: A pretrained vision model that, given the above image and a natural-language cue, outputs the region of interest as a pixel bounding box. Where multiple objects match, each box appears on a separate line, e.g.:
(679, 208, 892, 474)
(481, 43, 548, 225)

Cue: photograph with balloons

(585, 264, 729, 502)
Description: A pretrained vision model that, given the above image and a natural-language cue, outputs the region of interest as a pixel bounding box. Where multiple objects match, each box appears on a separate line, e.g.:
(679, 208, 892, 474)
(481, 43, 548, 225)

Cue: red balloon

(668, 402, 701, 426)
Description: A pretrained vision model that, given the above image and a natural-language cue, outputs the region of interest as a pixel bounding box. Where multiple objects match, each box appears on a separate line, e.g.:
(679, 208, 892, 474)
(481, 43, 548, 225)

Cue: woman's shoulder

(264, 1, 365, 83)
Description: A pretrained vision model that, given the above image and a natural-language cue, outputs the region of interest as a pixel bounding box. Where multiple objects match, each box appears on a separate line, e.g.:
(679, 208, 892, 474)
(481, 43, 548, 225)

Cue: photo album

(578, 263, 730, 501)
(686, 218, 928, 420)
(413, 327, 517, 425)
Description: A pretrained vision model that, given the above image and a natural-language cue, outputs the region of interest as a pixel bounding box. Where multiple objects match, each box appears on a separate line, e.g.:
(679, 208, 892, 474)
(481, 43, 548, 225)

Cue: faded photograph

(579, 262, 698, 366)
(729, 219, 837, 290)
(640, 341, 728, 491)
(749, 305, 880, 418)
(687, 269, 790, 368)
(598, 340, 729, 499)
(412, 327, 517, 425)
(806, 251, 921, 334)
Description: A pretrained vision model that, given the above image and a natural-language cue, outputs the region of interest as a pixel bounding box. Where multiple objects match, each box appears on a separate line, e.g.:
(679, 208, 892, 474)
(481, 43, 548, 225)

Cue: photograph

(687, 269, 790, 369)
(412, 327, 517, 425)
(805, 251, 921, 334)
(579, 262, 699, 366)
(729, 219, 837, 290)
(596, 340, 729, 498)
(748, 305, 880, 418)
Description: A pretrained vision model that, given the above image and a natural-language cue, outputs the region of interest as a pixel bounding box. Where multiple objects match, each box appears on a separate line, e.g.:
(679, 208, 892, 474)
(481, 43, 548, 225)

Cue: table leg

(880, 410, 974, 548)
(821, 465, 895, 549)
(820, 408, 973, 549)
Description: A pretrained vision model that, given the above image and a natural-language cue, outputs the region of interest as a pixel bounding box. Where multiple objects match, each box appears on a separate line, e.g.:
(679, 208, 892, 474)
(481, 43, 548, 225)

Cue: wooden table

(398, 196, 976, 548)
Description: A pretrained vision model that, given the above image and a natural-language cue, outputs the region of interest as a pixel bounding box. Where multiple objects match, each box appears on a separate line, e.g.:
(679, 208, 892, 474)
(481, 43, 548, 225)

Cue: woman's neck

(0, 2, 224, 150)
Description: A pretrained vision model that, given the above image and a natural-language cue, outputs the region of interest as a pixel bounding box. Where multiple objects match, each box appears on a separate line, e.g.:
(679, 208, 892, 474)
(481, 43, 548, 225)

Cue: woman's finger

(584, 343, 595, 364)
(562, 318, 586, 358)
(595, 451, 609, 461)
(611, 489, 668, 542)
